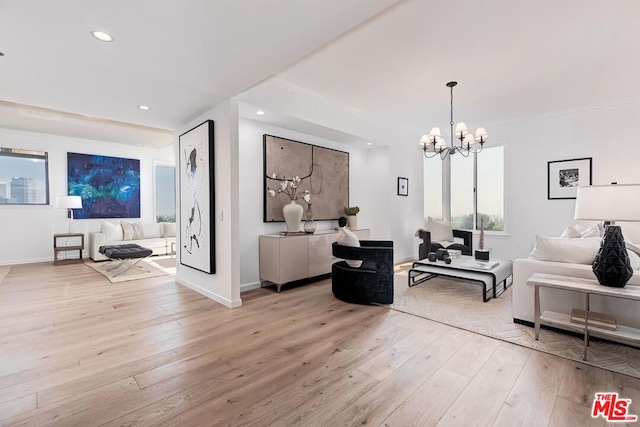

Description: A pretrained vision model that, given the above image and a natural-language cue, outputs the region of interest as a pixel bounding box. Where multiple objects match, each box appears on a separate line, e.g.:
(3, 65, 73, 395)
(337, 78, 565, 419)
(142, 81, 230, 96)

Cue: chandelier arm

(422, 149, 439, 159)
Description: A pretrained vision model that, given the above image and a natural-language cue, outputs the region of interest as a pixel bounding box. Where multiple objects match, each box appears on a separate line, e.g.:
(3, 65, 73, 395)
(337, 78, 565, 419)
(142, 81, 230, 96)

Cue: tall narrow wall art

(179, 120, 215, 274)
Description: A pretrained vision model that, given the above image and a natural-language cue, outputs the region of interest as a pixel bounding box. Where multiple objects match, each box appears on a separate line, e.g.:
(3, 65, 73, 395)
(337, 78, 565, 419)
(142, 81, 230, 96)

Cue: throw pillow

(142, 223, 162, 239)
(336, 227, 362, 268)
(529, 235, 601, 265)
(427, 217, 454, 242)
(120, 221, 134, 241)
(162, 222, 176, 238)
(100, 220, 123, 242)
(120, 221, 144, 240)
(580, 223, 602, 238)
(560, 227, 582, 238)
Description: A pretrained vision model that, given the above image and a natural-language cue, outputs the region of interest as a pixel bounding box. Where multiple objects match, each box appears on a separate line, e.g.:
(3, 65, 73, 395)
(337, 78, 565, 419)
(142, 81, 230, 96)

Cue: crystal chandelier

(419, 81, 488, 159)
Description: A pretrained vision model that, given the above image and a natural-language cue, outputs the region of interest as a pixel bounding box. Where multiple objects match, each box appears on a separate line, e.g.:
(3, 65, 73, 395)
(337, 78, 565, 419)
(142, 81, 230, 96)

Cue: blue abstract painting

(67, 152, 141, 219)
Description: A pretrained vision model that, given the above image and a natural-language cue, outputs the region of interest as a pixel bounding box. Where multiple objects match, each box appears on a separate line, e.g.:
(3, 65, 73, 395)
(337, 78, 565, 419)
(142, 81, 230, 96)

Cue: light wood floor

(1, 262, 639, 426)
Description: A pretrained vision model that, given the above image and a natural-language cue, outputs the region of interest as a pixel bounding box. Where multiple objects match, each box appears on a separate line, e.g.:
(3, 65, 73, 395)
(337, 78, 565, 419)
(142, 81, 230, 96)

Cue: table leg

(534, 284, 541, 340)
(584, 293, 590, 361)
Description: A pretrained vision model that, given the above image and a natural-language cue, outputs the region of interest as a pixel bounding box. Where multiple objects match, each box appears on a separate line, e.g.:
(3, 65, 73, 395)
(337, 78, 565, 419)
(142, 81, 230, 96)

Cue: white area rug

(0, 266, 10, 284)
(85, 255, 175, 283)
(390, 268, 640, 378)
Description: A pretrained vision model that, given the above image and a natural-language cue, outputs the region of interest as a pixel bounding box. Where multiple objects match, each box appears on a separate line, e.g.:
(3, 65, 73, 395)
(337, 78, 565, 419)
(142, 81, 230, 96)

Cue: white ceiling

(1, 0, 639, 148)
(0, 0, 399, 144)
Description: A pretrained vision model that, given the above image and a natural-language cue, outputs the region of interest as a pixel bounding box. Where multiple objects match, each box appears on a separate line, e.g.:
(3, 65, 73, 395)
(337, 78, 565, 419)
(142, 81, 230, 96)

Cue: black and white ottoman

(99, 244, 153, 277)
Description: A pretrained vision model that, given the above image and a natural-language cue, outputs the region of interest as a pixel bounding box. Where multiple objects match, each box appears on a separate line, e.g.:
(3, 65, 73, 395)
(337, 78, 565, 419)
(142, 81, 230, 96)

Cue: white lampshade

(56, 195, 82, 209)
(428, 127, 441, 138)
(454, 122, 468, 137)
(463, 133, 476, 145)
(575, 184, 640, 222)
(419, 134, 431, 144)
(475, 127, 488, 140)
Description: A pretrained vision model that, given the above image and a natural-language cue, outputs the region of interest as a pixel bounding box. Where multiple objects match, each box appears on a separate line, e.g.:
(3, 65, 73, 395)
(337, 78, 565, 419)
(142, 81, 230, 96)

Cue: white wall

(0, 128, 174, 266)
(238, 118, 381, 289)
(175, 100, 242, 308)
(484, 102, 640, 260)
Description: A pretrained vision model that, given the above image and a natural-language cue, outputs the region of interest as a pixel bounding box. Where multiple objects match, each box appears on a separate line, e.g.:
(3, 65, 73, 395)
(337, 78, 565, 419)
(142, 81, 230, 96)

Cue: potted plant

(344, 206, 360, 230)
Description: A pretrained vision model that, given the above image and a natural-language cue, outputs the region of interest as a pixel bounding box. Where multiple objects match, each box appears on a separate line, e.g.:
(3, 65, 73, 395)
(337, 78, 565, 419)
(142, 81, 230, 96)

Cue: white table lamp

(575, 184, 640, 287)
(56, 195, 83, 233)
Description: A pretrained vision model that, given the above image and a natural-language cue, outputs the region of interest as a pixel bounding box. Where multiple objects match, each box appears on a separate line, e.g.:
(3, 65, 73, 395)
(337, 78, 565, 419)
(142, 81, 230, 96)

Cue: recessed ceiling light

(256, 110, 265, 115)
(367, 142, 373, 146)
(137, 105, 150, 111)
(91, 30, 114, 42)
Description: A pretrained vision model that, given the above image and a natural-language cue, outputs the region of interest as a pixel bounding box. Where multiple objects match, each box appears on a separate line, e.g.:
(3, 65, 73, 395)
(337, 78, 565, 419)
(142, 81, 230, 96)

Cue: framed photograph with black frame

(547, 157, 592, 200)
(397, 177, 409, 196)
(179, 120, 215, 274)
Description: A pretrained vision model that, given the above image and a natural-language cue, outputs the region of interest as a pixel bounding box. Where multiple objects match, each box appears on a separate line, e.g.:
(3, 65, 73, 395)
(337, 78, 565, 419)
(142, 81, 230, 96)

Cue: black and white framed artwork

(179, 120, 215, 274)
(547, 157, 592, 200)
(397, 177, 409, 196)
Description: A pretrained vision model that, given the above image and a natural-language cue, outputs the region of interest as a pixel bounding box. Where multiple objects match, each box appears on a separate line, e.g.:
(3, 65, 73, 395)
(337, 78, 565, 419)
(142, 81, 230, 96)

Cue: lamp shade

(56, 195, 82, 209)
(575, 184, 640, 222)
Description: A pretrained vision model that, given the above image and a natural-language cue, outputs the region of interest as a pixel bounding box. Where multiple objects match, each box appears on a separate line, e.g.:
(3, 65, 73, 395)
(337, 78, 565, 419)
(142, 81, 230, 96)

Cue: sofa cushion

(162, 222, 176, 238)
(560, 227, 582, 238)
(427, 217, 454, 242)
(336, 227, 362, 268)
(100, 220, 123, 242)
(529, 235, 600, 265)
(142, 223, 162, 238)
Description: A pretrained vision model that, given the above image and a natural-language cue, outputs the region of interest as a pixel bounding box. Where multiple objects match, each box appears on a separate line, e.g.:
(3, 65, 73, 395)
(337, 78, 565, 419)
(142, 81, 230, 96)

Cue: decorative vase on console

(266, 173, 312, 234)
(283, 200, 304, 233)
(304, 203, 316, 234)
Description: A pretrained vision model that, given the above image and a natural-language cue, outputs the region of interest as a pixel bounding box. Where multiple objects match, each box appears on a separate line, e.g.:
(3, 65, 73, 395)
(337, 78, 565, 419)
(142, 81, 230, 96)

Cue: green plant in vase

(344, 206, 360, 230)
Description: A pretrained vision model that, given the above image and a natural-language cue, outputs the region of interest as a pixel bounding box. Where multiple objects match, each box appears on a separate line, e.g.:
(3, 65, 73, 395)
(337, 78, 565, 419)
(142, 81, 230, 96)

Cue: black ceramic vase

(592, 225, 633, 288)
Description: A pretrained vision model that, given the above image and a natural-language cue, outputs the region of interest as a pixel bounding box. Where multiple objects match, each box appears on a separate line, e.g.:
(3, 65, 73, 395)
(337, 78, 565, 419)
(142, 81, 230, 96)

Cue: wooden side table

(53, 233, 85, 265)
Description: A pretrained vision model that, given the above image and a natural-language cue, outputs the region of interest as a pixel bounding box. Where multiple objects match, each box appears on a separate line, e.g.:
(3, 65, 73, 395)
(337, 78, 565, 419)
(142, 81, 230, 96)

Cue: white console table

(259, 229, 370, 292)
(529, 273, 640, 361)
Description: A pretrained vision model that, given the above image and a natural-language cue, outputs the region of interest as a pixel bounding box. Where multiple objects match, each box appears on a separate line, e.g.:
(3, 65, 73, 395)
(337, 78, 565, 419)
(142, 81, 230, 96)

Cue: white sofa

(513, 258, 640, 329)
(90, 222, 176, 261)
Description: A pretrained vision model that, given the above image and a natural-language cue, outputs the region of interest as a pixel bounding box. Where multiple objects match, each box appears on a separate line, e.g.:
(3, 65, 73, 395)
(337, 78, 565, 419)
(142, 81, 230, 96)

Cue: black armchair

(418, 229, 473, 260)
(331, 241, 394, 304)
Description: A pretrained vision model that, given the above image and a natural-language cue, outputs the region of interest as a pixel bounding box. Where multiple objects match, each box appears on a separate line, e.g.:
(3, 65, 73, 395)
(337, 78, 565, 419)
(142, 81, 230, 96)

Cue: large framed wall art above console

(263, 134, 349, 222)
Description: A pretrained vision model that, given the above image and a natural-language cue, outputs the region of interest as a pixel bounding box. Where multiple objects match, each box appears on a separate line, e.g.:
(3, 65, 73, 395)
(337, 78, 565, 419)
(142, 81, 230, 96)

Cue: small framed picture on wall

(547, 157, 592, 200)
(397, 177, 409, 196)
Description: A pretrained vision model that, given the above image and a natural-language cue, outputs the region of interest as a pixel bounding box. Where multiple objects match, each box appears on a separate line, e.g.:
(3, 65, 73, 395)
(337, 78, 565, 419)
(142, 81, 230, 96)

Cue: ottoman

(99, 244, 153, 277)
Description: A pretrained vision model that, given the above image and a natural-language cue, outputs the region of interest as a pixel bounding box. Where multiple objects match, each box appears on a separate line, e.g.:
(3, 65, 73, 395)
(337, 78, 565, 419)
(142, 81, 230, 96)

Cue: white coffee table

(408, 255, 513, 302)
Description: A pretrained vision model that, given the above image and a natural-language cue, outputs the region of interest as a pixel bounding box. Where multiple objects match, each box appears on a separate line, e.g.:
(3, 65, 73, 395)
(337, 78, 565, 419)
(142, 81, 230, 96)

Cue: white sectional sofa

(90, 221, 176, 261)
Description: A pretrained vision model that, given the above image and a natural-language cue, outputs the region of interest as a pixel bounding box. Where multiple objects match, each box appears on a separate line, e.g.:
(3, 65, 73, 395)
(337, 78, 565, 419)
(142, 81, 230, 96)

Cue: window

(423, 156, 442, 221)
(0, 147, 49, 205)
(155, 164, 175, 222)
(424, 146, 504, 231)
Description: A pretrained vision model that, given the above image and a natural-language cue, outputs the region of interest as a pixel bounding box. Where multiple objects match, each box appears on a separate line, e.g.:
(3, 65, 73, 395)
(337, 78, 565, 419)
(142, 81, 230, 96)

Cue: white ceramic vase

(347, 215, 358, 230)
(283, 200, 304, 232)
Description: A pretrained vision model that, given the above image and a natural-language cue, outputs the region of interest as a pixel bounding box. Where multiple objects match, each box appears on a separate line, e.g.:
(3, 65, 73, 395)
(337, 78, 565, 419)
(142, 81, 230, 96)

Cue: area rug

(85, 255, 175, 283)
(389, 269, 640, 378)
(0, 266, 10, 284)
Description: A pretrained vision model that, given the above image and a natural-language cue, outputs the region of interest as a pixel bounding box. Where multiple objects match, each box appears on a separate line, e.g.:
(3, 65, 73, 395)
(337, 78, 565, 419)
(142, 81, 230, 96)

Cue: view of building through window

(0, 148, 49, 205)
(155, 164, 176, 222)
(424, 146, 504, 231)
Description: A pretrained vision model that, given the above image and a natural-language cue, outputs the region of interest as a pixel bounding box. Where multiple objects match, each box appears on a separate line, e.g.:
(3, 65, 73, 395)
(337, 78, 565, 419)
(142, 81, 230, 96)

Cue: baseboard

(176, 277, 243, 308)
(241, 281, 261, 293)
(0, 256, 56, 266)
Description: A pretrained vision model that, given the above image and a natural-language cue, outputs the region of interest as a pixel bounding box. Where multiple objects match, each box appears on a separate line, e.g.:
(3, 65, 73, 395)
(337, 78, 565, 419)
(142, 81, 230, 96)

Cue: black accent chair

(418, 229, 473, 260)
(331, 241, 394, 304)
